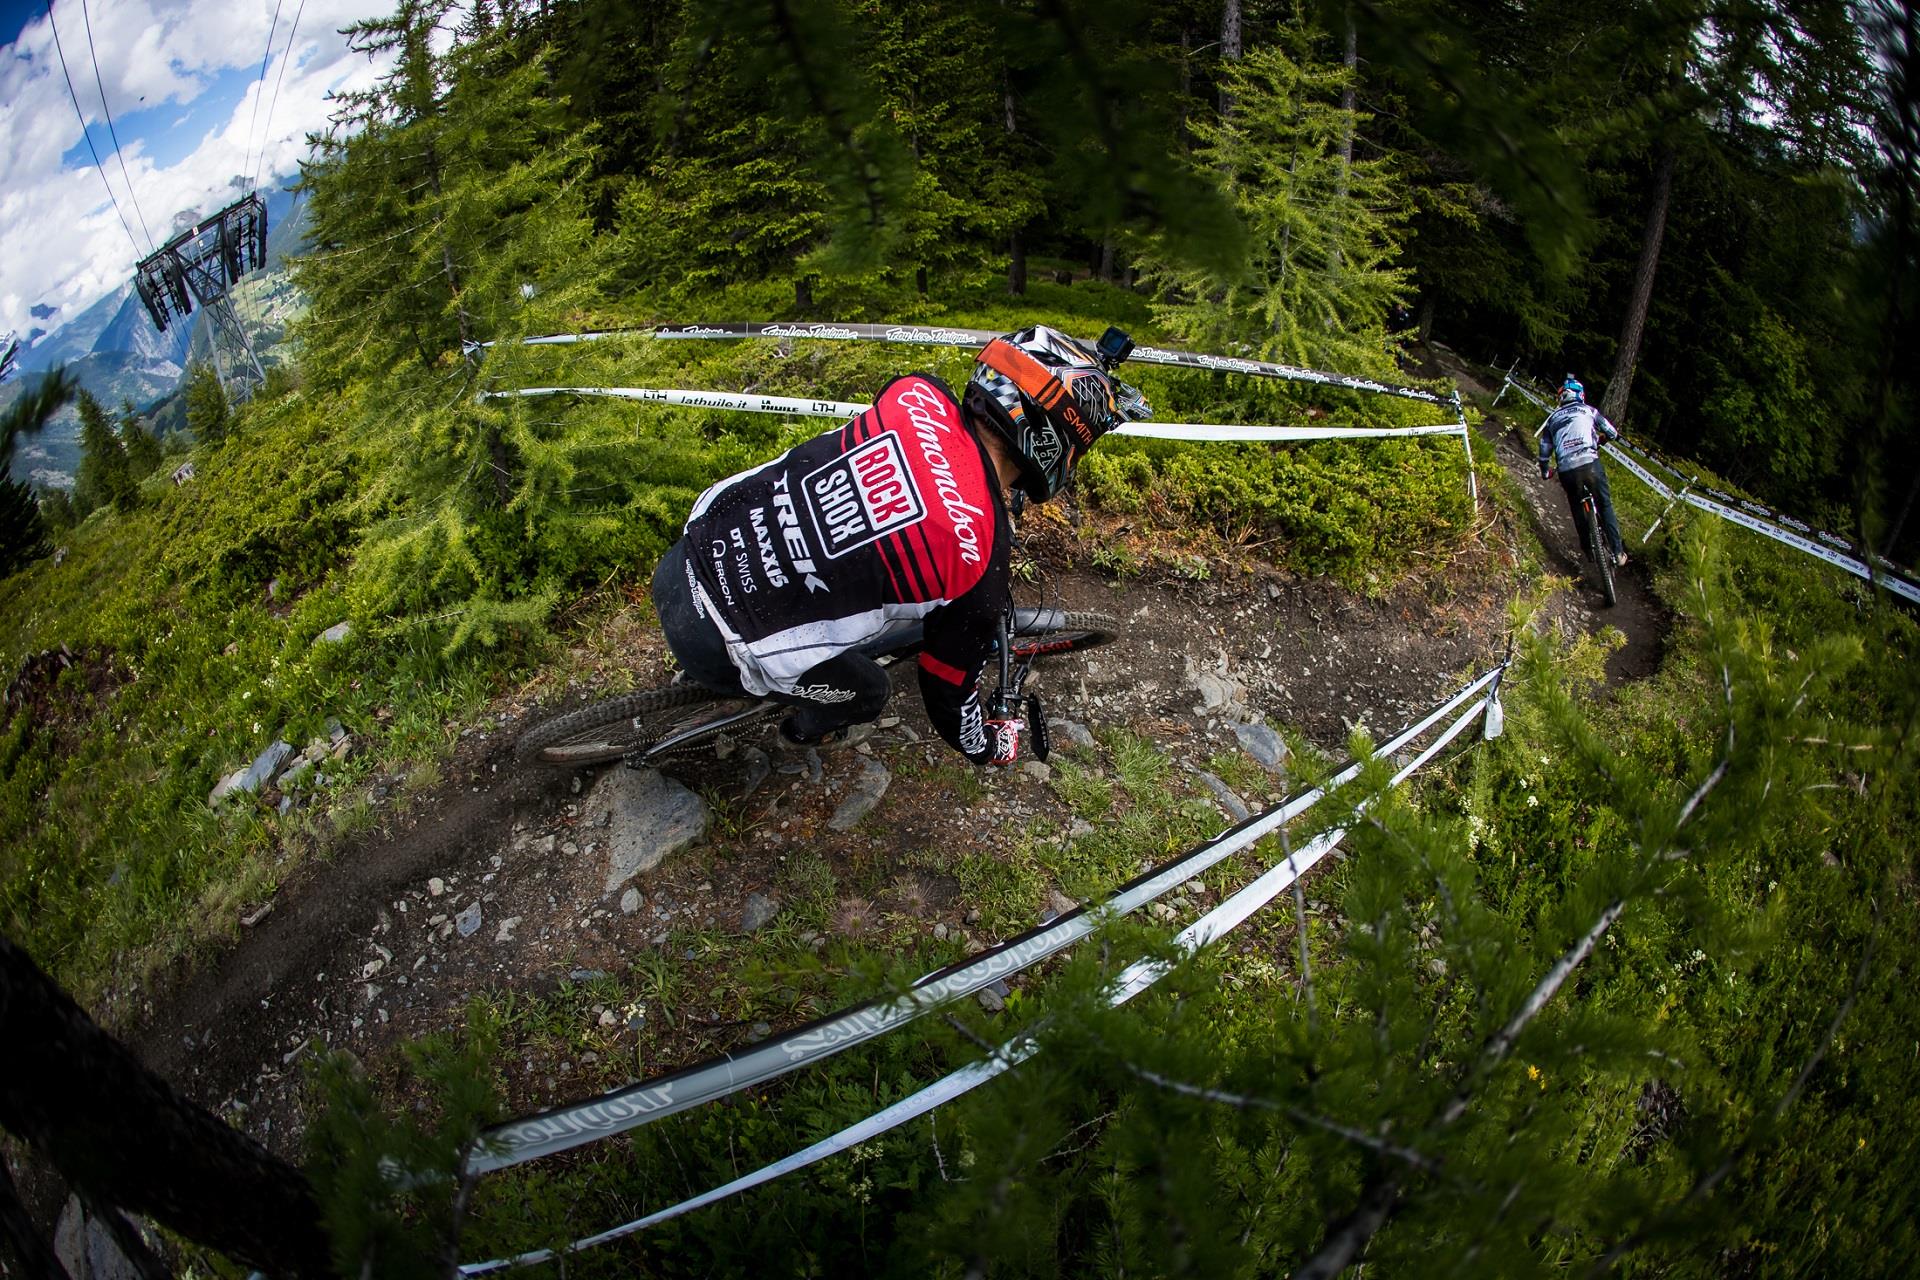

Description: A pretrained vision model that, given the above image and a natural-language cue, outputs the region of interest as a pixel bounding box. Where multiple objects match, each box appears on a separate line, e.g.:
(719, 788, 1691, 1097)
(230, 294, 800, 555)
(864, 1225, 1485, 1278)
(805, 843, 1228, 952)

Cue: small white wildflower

(1526, 795, 1539, 808)
(241, 690, 251, 700)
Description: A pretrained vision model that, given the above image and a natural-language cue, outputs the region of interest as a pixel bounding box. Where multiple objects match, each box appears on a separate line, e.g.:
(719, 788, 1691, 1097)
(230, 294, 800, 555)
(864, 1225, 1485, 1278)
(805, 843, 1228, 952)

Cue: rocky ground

(98, 346, 1670, 1225)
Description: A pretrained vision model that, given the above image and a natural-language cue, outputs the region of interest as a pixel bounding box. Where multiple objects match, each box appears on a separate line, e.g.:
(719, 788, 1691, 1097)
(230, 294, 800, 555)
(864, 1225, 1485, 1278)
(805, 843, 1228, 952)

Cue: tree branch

(1119, 1061, 1443, 1174)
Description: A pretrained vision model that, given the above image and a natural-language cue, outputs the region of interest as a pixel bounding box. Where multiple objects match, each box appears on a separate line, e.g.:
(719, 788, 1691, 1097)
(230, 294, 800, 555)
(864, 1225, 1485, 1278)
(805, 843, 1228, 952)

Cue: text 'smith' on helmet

(964, 325, 1153, 503)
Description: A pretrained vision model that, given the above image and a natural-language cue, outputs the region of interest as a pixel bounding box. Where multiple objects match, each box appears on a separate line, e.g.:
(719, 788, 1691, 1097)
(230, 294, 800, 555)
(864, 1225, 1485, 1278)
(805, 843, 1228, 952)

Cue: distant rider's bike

(514, 607, 1116, 769)
(1570, 475, 1618, 608)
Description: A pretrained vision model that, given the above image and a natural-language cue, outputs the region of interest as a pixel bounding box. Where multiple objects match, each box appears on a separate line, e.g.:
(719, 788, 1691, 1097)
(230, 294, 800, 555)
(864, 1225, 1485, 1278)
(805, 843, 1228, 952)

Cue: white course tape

(478, 385, 1465, 444)
(1118, 421, 1468, 443)
(1594, 440, 1920, 603)
(477, 386, 873, 418)
(1678, 491, 1920, 605)
(468, 666, 1497, 1175)
(475, 321, 1449, 404)
(1600, 441, 1674, 502)
(458, 672, 1501, 1274)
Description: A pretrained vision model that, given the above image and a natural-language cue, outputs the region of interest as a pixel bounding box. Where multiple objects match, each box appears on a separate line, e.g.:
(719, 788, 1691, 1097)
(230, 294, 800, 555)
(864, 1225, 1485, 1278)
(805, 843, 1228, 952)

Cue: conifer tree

(36, 486, 78, 533)
(185, 362, 229, 447)
(1144, 31, 1409, 374)
(73, 392, 135, 515)
(295, 1, 599, 383)
(0, 365, 73, 574)
(119, 401, 163, 479)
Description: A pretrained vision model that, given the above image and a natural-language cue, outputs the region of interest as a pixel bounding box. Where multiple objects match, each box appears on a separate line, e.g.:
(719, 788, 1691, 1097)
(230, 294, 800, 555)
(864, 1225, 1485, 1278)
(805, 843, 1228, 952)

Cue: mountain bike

(514, 607, 1116, 769)
(1570, 475, 1618, 608)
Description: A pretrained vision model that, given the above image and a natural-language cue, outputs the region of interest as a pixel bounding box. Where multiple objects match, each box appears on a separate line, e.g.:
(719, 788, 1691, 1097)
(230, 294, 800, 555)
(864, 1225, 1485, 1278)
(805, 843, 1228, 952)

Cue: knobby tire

(513, 610, 1117, 771)
(1585, 500, 1617, 607)
(514, 685, 762, 769)
(1010, 610, 1118, 660)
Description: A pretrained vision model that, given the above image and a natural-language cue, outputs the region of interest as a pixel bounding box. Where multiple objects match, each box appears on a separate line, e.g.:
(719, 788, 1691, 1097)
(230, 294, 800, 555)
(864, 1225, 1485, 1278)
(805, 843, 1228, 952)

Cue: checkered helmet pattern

(962, 324, 1151, 502)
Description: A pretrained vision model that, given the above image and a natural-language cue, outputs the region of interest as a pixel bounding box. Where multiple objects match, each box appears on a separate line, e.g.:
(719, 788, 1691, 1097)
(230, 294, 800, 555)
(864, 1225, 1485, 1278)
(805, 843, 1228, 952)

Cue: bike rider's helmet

(1559, 376, 1585, 407)
(964, 324, 1152, 503)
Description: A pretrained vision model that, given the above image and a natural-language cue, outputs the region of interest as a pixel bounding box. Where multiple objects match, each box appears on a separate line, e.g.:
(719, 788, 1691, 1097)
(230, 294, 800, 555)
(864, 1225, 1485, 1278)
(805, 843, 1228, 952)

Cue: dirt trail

(119, 346, 1671, 1170)
(1426, 344, 1667, 683)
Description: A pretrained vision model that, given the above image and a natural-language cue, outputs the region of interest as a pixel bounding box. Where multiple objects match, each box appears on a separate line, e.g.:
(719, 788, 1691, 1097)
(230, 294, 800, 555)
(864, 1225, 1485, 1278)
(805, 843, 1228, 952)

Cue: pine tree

(0, 365, 74, 574)
(185, 362, 230, 447)
(36, 486, 78, 533)
(119, 401, 163, 479)
(0, 481, 46, 578)
(1144, 31, 1410, 374)
(294, 1, 600, 383)
(73, 391, 135, 515)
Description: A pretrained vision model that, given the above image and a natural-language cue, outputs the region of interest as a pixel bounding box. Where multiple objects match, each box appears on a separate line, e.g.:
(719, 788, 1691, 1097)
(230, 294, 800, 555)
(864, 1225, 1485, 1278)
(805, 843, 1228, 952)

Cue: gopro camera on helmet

(1095, 326, 1134, 371)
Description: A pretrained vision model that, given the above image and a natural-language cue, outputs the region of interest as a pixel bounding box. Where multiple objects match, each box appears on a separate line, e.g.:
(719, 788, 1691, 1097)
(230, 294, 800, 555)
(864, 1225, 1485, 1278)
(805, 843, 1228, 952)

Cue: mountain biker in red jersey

(1538, 376, 1628, 568)
(650, 325, 1152, 766)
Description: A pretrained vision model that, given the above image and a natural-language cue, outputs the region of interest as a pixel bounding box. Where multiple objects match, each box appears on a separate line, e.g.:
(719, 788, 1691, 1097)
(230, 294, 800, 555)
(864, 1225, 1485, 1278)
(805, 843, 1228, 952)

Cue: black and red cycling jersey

(680, 373, 1011, 761)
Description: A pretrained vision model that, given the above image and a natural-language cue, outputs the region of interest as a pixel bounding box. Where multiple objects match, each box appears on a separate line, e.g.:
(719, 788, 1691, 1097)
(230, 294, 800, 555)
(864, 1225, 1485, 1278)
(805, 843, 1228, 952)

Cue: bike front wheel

(1009, 609, 1119, 661)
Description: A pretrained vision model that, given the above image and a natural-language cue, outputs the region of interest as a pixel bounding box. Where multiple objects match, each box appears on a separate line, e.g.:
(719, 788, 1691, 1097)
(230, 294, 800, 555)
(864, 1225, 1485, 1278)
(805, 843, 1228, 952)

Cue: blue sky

(0, 0, 399, 347)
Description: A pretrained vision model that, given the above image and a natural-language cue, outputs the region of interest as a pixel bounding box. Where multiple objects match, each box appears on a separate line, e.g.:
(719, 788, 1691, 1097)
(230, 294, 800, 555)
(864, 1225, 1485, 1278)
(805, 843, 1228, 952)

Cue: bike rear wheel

(1584, 500, 1617, 607)
(514, 685, 780, 769)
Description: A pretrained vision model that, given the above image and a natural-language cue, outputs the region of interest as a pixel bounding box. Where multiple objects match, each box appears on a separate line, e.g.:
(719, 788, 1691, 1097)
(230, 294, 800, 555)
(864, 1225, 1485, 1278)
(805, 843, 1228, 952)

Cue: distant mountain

(15, 284, 136, 376)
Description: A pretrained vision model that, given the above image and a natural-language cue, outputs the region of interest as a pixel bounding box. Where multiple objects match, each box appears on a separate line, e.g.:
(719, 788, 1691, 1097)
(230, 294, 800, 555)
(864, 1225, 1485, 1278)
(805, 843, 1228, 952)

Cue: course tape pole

(474, 322, 1449, 405)
(477, 386, 1467, 443)
(466, 667, 1505, 1175)
(457, 679, 1500, 1274)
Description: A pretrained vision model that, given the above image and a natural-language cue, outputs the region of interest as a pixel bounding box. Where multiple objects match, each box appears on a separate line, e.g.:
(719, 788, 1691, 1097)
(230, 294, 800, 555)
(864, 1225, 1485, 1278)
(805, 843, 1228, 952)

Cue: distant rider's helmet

(964, 325, 1152, 503)
(1559, 376, 1585, 407)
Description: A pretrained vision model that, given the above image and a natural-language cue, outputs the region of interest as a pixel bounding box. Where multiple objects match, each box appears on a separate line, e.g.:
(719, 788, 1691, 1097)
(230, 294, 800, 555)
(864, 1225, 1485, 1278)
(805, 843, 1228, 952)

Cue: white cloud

(0, 0, 400, 341)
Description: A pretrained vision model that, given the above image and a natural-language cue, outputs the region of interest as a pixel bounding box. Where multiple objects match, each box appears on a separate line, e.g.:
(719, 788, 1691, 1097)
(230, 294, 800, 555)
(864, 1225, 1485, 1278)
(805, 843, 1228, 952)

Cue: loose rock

(587, 767, 711, 891)
(620, 887, 643, 915)
(828, 759, 891, 831)
(1232, 721, 1289, 773)
(1193, 770, 1251, 821)
(455, 902, 483, 938)
(740, 892, 781, 933)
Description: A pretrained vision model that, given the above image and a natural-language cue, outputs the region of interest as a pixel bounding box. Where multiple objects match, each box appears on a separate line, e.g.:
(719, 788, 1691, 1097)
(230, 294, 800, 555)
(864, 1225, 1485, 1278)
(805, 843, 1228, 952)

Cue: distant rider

(1538, 376, 1627, 567)
(651, 325, 1150, 765)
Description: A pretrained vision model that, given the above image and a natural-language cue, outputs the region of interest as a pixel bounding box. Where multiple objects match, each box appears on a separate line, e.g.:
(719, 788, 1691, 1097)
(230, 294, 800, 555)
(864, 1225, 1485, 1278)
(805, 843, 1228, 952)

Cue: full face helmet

(1559, 376, 1585, 407)
(964, 324, 1152, 502)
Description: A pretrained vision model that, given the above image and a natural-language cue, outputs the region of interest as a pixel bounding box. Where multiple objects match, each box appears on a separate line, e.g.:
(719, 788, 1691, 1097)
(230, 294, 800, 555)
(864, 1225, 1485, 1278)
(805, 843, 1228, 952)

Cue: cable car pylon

(132, 193, 271, 400)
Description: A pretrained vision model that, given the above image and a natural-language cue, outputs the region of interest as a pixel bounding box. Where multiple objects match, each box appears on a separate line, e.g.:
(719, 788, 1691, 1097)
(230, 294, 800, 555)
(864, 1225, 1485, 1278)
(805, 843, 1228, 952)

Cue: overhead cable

(75, 0, 155, 252)
(253, 0, 309, 192)
(44, 0, 143, 258)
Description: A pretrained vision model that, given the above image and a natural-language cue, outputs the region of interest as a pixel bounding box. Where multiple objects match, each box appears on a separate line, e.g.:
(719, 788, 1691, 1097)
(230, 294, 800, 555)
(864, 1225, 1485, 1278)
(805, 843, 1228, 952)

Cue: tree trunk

(0, 938, 334, 1280)
(794, 275, 814, 313)
(916, 265, 929, 297)
(1098, 238, 1117, 283)
(1003, 80, 1026, 296)
(1219, 0, 1242, 115)
(1332, 8, 1357, 272)
(1602, 140, 1677, 426)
